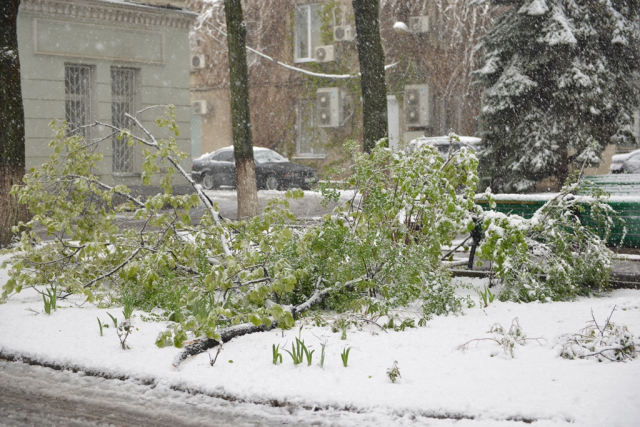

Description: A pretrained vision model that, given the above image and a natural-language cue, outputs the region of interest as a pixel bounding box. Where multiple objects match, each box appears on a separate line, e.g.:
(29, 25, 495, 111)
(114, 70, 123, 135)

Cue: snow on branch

(172, 277, 364, 367)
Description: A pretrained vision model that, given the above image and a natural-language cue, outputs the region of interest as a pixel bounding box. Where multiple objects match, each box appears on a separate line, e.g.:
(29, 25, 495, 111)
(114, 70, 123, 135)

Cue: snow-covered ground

(1, 255, 639, 426)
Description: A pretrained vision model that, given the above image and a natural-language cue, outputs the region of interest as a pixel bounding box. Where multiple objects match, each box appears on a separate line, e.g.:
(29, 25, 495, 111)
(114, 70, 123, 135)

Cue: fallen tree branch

(83, 248, 141, 289)
(172, 276, 364, 367)
(97, 115, 233, 257)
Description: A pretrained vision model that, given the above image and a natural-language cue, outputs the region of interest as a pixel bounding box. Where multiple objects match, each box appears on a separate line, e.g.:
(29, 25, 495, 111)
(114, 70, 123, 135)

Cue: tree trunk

(224, 0, 258, 220)
(0, 0, 28, 247)
(558, 137, 569, 190)
(353, 0, 388, 153)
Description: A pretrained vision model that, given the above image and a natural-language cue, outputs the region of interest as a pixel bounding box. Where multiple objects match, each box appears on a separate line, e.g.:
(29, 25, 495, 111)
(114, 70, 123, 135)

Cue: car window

(218, 151, 234, 162)
(254, 150, 287, 164)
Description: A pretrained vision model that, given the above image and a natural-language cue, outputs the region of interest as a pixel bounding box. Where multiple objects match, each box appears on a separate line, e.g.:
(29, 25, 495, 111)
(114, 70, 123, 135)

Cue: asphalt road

(0, 359, 333, 427)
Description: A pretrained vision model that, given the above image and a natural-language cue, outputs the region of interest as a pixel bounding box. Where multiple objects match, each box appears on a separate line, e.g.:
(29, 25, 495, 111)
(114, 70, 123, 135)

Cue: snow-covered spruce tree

(472, 0, 640, 192)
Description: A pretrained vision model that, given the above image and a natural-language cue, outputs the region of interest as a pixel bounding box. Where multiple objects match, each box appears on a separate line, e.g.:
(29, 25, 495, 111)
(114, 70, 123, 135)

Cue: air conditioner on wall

(316, 88, 343, 128)
(190, 54, 206, 70)
(334, 25, 354, 42)
(192, 100, 208, 115)
(404, 85, 431, 127)
(409, 16, 430, 34)
(315, 45, 335, 63)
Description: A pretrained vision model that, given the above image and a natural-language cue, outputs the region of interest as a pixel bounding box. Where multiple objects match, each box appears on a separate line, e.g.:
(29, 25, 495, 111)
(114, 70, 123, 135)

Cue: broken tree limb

(172, 322, 276, 368)
(123, 113, 232, 257)
(172, 276, 364, 367)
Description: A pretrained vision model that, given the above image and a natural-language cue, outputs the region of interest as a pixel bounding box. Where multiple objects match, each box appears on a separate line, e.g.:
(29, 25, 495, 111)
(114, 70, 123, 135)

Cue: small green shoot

(42, 284, 58, 315)
(341, 324, 348, 340)
(122, 293, 134, 320)
(387, 361, 401, 383)
(107, 312, 118, 328)
(319, 340, 327, 368)
(341, 347, 351, 367)
(107, 311, 132, 350)
(272, 344, 283, 365)
(479, 285, 495, 308)
(303, 343, 315, 366)
(97, 317, 105, 337)
(285, 337, 305, 365)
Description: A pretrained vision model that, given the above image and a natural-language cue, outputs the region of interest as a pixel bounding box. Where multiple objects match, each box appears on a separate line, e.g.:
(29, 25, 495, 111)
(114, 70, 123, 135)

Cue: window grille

(65, 64, 93, 138)
(297, 99, 325, 158)
(294, 4, 322, 62)
(111, 67, 137, 173)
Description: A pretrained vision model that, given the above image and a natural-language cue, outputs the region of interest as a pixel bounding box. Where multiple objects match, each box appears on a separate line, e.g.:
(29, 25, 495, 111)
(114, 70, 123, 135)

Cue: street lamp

(393, 21, 410, 35)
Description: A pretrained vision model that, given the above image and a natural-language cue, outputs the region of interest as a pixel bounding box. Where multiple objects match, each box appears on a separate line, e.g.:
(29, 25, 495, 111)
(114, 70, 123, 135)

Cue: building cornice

(20, 0, 197, 30)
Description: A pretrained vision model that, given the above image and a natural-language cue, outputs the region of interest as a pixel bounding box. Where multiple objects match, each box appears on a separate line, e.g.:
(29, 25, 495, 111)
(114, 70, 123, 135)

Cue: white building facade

(18, 0, 196, 193)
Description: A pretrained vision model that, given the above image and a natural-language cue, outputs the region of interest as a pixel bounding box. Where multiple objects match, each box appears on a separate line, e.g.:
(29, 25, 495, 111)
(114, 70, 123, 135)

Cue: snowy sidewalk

(1, 260, 640, 426)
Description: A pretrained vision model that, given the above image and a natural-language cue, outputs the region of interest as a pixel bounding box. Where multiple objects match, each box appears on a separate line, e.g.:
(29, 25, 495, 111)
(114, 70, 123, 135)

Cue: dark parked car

(191, 146, 318, 190)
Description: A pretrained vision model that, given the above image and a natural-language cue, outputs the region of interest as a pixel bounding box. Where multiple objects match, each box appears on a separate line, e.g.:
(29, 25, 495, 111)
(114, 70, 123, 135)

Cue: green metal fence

(475, 175, 640, 248)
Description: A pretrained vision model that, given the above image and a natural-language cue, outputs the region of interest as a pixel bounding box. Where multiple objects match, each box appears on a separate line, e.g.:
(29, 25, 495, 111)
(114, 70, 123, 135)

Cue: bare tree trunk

(0, 0, 28, 247)
(224, 0, 258, 219)
(557, 137, 569, 191)
(353, 0, 388, 153)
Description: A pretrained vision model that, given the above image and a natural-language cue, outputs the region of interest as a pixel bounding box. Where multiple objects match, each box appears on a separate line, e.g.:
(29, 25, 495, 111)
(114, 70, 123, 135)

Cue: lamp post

(392, 21, 410, 35)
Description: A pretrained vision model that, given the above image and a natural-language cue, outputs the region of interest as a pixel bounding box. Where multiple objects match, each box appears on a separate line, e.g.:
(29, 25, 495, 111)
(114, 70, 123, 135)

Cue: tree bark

(0, 0, 28, 247)
(557, 136, 569, 191)
(353, 0, 388, 153)
(224, 0, 258, 219)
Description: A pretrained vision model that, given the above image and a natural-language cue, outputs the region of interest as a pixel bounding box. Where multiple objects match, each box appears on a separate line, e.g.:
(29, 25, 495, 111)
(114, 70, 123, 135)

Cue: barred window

(65, 64, 94, 137)
(111, 67, 138, 173)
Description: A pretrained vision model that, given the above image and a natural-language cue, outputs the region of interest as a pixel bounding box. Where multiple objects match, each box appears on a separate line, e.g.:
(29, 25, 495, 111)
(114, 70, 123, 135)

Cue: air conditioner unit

(192, 100, 208, 115)
(409, 16, 430, 34)
(315, 45, 335, 63)
(334, 25, 354, 42)
(316, 88, 343, 128)
(404, 85, 431, 127)
(190, 54, 206, 70)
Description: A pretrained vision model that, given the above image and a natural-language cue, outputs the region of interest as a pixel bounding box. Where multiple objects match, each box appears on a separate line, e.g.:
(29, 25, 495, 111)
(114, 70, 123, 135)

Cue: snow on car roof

(611, 148, 640, 162)
(409, 136, 481, 147)
(198, 146, 273, 158)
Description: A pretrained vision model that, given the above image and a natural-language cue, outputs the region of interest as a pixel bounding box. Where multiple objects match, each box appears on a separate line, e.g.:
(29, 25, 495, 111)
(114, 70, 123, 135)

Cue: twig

(578, 348, 620, 363)
(590, 308, 603, 337)
(457, 337, 502, 350)
(355, 316, 388, 333)
(602, 305, 617, 336)
(83, 248, 141, 289)
(209, 346, 223, 367)
(123, 114, 232, 258)
(441, 236, 471, 261)
(24, 245, 85, 266)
